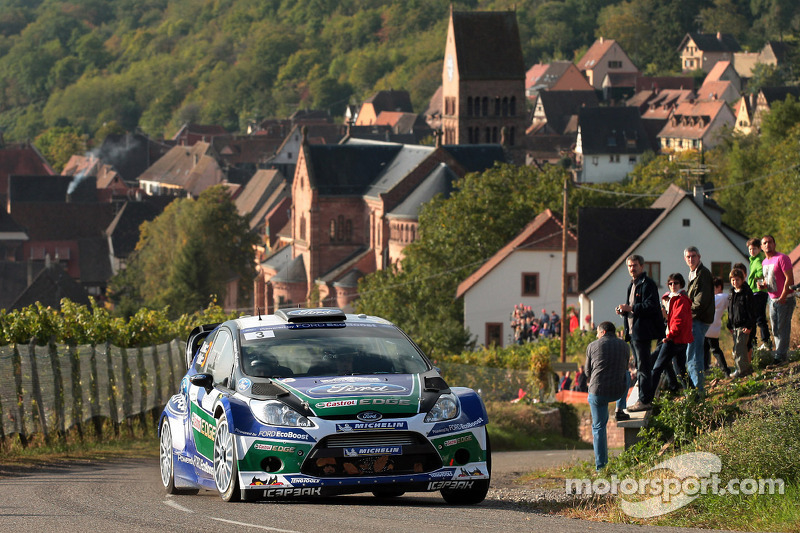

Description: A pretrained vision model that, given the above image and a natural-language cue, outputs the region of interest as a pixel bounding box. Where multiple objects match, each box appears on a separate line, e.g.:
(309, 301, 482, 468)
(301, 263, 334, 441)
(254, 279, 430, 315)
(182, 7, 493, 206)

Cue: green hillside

(0, 0, 795, 144)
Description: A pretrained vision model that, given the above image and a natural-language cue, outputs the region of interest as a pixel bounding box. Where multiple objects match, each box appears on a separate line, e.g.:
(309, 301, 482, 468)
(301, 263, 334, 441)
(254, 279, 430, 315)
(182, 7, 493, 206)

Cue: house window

(712, 262, 733, 281)
(486, 323, 502, 347)
(510, 96, 516, 116)
(330, 219, 336, 241)
(608, 60, 622, 68)
(592, 156, 599, 165)
(682, 219, 690, 227)
(522, 273, 539, 296)
(629, 156, 637, 163)
(299, 216, 306, 241)
(567, 273, 578, 295)
(644, 262, 661, 287)
(467, 97, 473, 117)
(609, 154, 620, 163)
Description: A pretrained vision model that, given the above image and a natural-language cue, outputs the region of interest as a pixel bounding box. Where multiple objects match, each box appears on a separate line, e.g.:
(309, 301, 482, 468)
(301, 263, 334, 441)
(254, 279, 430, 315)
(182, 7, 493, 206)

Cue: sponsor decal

(257, 429, 313, 441)
(458, 467, 486, 477)
(193, 456, 214, 475)
(250, 475, 284, 486)
(285, 308, 340, 316)
(443, 434, 474, 447)
(308, 383, 408, 396)
(315, 399, 358, 409)
(191, 412, 216, 441)
(356, 411, 382, 422)
(428, 417, 485, 436)
(427, 481, 475, 490)
(358, 398, 411, 406)
(254, 443, 295, 453)
(336, 421, 408, 432)
(286, 476, 321, 485)
(343, 446, 402, 457)
(237, 378, 252, 392)
(167, 393, 187, 415)
(430, 469, 456, 479)
(177, 455, 193, 464)
(266, 487, 322, 497)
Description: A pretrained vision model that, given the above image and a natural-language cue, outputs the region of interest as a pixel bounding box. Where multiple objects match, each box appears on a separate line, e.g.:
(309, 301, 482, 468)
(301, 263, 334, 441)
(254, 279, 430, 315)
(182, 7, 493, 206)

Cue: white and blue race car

(159, 308, 491, 504)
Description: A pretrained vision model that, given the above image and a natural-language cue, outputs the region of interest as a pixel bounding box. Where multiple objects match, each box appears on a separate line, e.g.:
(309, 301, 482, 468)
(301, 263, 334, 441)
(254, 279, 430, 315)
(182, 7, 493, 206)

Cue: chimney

(716, 32, 722, 41)
(693, 185, 705, 208)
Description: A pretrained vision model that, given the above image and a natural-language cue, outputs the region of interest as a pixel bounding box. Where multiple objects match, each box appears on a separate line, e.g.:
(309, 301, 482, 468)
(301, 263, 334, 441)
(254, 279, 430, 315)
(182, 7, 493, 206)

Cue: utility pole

(560, 175, 569, 363)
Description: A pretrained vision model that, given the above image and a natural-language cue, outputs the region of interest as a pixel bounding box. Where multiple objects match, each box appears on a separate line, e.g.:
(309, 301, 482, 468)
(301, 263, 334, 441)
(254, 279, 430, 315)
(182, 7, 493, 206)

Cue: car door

(187, 327, 235, 481)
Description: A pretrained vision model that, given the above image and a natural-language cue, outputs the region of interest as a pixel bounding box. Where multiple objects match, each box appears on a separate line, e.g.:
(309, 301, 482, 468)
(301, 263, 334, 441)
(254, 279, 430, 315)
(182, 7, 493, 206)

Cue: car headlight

(424, 393, 459, 423)
(251, 400, 313, 427)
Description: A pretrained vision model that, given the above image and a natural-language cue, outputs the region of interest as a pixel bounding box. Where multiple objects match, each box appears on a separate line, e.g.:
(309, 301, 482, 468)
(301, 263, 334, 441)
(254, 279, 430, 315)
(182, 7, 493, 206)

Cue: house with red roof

(679, 33, 740, 73)
(455, 209, 577, 347)
(525, 61, 594, 99)
(657, 99, 735, 153)
(577, 38, 639, 90)
(0, 139, 55, 208)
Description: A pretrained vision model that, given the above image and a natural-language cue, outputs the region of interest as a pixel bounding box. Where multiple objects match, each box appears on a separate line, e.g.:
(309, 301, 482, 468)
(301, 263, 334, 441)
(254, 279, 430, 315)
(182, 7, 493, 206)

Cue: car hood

(275, 374, 422, 417)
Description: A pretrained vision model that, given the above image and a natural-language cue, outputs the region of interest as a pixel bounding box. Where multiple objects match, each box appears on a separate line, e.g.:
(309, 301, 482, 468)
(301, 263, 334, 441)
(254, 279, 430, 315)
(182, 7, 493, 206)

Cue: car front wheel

(213, 413, 241, 502)
(440, 431, 491, 505)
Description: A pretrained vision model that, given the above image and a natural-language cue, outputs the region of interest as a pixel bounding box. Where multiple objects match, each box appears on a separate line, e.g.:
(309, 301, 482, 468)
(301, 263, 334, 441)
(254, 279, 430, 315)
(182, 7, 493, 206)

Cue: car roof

(229, 308, 394, 331)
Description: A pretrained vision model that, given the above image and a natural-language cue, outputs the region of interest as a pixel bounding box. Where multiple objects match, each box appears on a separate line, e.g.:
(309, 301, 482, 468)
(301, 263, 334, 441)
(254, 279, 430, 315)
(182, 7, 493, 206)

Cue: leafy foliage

(107, 185, 257, 318)
(1, 0, 798, 144)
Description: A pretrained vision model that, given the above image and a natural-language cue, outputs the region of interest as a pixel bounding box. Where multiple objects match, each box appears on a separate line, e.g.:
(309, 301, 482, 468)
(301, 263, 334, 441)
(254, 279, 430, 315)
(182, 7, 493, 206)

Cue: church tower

(441, 8, 526, 149)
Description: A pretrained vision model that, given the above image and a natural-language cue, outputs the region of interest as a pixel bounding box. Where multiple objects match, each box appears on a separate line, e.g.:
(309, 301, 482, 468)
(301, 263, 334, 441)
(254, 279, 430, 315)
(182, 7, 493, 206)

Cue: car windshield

(239, 322, 430, 378)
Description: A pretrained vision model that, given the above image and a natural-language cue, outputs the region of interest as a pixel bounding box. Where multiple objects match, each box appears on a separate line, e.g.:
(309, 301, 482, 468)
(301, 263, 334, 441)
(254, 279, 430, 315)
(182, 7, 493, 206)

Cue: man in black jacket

(616, 254, 663, 412)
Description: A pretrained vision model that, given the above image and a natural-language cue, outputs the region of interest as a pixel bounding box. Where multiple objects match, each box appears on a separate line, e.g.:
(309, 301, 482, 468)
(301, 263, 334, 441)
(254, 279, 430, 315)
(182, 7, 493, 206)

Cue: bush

(485, 401, 587, 451)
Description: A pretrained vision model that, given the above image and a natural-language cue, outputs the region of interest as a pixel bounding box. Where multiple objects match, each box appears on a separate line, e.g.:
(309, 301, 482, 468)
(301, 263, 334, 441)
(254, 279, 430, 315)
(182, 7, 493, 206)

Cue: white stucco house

(456, 209, 579, 347)
(577, 184, 749, 329)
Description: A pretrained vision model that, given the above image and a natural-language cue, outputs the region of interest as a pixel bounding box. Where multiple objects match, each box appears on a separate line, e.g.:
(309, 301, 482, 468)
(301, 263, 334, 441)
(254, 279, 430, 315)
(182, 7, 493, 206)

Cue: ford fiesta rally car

(159, 308, 491, 504)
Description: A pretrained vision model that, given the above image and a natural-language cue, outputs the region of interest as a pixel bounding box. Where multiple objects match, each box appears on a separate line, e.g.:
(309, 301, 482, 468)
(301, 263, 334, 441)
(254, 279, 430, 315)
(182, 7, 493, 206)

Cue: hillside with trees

(0, 0, 797, 146)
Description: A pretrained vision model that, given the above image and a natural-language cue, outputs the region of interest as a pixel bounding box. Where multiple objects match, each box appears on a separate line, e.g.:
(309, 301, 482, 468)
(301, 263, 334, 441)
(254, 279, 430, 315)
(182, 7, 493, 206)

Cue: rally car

(158, 307, 491, 504)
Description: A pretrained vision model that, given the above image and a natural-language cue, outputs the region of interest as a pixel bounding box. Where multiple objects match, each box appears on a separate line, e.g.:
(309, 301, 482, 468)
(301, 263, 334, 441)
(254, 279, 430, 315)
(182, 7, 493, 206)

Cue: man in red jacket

(630, 272, 693, 410)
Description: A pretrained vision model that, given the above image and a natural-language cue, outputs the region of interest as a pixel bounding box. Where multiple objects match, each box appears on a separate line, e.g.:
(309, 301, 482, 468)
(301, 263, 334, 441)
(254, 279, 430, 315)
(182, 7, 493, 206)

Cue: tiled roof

(577, 207, 662, 291)
(364, 90, 414, 113)
(305, 143, 404, 196)
(235, 169, 288, 231)
(682, 33, 740, 53)
(451, 10, 525, 80)
(578, 107, 651, 155)
(9, 174, 98, 203)
(456, 209, 576, 298)
(97, 132, 172, 183)
(361, 142, 435, 199)
(657, 100, 729, 140)
(705, 60, 733, 82)
(11, 202, 115, 240)
(0, 142, 55, 205)
(105, 199, 170, 259)
(0, 260, 45, 309)
(538, 91, 599, 135)
(387, 163, 456, 219)
(137, 141, 224, 196)
(577, 38, 617, 70)
(9, 262, 91, 310)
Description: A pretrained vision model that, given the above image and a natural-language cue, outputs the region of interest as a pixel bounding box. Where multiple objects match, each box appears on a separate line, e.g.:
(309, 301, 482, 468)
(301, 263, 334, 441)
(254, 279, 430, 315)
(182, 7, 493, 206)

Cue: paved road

(0, 451, 712, 533)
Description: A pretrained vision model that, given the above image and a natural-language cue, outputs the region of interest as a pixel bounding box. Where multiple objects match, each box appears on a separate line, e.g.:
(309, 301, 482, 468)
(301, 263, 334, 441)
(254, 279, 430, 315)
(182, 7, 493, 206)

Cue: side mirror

(189, 373, 214, 393)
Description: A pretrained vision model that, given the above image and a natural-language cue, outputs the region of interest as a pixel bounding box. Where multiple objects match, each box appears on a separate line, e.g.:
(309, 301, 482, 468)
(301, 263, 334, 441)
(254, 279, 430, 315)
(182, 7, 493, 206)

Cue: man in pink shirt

(757, 234, 795, 364)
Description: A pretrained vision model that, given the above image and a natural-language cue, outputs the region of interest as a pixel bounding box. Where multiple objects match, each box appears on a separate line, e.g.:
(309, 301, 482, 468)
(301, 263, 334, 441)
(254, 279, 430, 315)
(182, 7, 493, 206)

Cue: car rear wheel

(159, 419, 198, 495)
(213, 413, 241, 502)
(440, 431, 491, 505)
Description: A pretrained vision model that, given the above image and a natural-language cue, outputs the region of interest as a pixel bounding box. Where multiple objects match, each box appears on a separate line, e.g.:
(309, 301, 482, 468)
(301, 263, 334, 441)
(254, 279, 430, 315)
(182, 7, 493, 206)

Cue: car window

(239, 323, 429, 378)
(205, 329, 235, 387)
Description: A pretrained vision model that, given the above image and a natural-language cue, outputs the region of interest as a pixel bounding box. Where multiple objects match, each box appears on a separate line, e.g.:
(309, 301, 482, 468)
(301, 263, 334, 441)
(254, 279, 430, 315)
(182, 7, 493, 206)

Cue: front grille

(302, 431, 441, 477)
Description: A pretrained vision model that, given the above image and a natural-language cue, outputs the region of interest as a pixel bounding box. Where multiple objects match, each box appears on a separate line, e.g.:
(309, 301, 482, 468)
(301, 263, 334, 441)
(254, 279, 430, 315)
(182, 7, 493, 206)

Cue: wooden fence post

(120, 346, 133, 437)
(105, 341, 120, 437)
(135, 346, 148, 431)
(48, 339, 66, 443)
(88, 344, 102, 438)
(28, 340, 49, 443)
(11, 344, 28, 447)
(68, 344, 84, 441)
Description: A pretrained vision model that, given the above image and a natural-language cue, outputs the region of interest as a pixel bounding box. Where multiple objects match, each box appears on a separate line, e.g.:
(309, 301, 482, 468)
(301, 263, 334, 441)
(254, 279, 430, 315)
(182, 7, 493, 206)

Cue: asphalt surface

(0, 450, 720, 532)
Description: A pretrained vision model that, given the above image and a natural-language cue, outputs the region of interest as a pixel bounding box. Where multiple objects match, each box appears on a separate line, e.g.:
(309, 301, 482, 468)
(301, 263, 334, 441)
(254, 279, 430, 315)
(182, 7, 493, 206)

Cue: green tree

(108, 185, 258, 318)
(34, 125, 86, 172)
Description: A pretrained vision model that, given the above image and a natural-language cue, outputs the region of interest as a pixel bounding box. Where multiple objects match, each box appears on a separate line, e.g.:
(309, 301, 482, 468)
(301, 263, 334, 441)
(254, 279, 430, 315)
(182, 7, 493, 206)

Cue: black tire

(440, 431, 491, 505)
(213, 413, 241, 502)
(372, 489, 405, 498)
(159, 419, 198, 495)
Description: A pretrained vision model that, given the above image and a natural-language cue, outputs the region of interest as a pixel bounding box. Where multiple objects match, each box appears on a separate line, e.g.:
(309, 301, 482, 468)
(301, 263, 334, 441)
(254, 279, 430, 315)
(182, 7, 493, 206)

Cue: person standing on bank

(758, 234, 796, 365)
(616, 254, 663, 408)
(585, 321, 630, 471)
(747, 238, 771, 349)
(631, 273, 693, 410)
(727, 268, 755, 378)
(684, 246, 714, 397)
